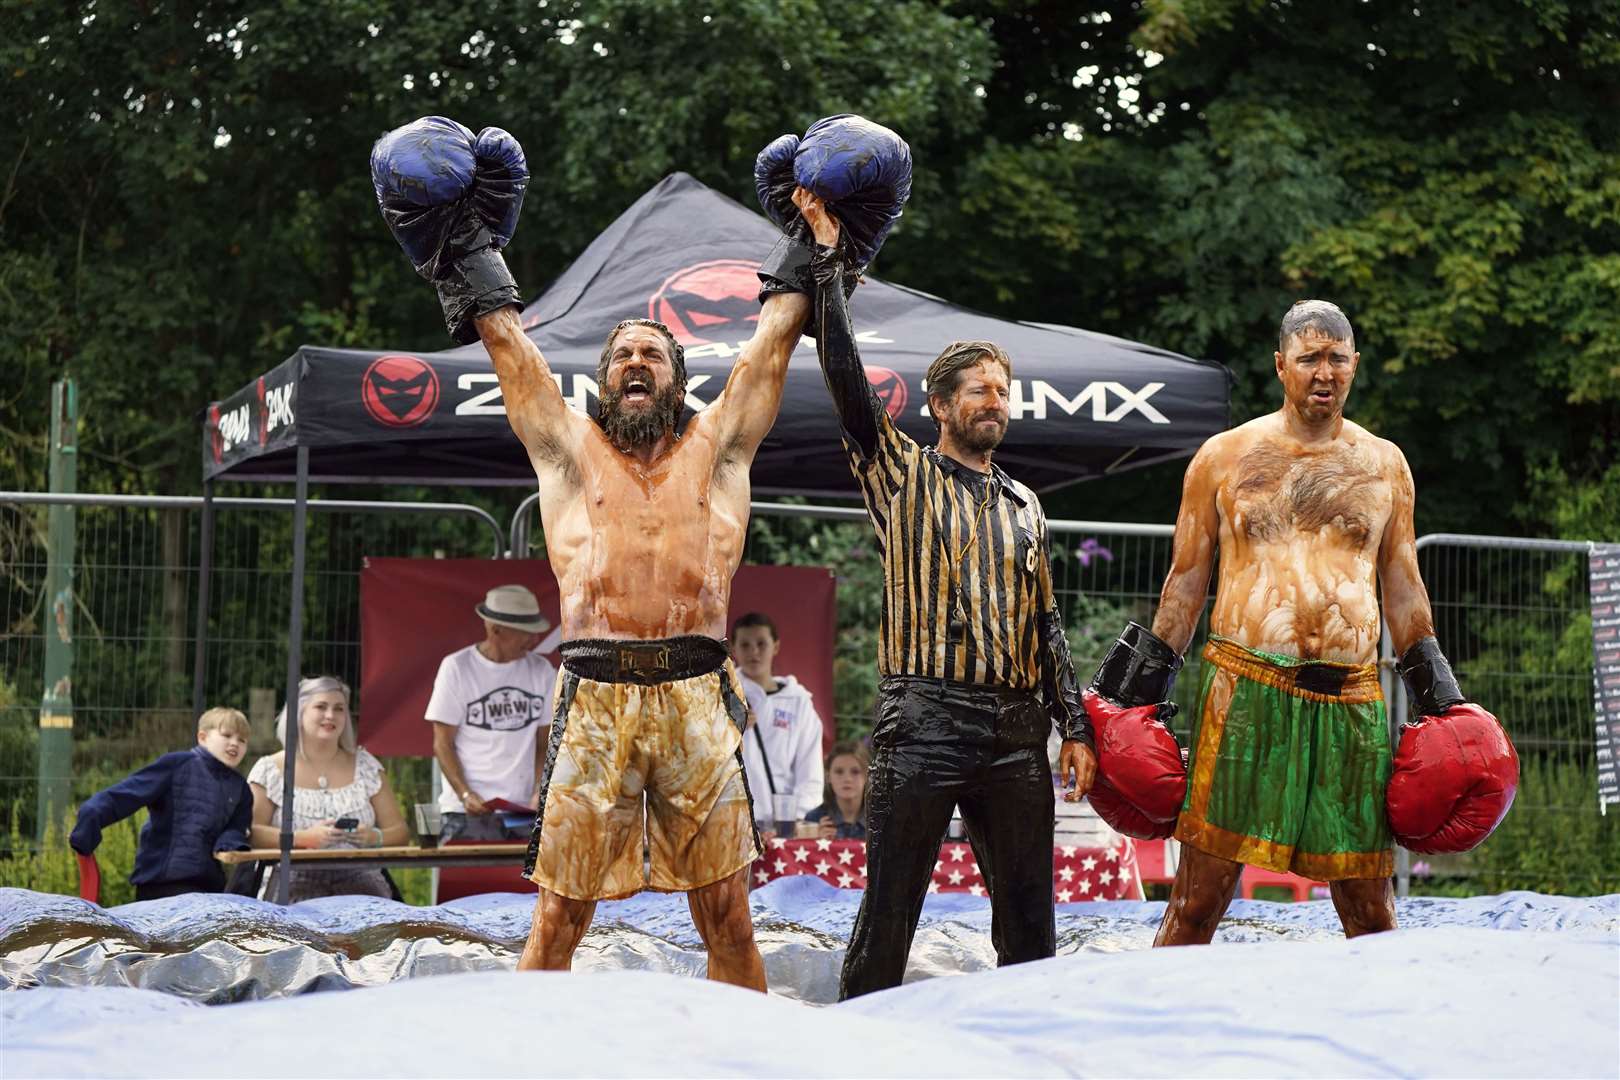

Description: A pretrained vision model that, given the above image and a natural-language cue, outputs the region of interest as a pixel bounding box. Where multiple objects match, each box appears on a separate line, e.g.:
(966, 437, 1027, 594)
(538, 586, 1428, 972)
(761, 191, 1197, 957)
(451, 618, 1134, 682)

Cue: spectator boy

(69, 706, 253, 901)
(731, 612, 824, 832)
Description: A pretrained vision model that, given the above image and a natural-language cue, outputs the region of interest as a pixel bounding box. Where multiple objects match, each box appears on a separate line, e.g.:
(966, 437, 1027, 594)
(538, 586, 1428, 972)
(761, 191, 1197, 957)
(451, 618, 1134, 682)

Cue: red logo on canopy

(362, 356, 440, 428)
(649, 259, 761, 346)
(208, 404, 222, 463)
(865, 366, 908, 421)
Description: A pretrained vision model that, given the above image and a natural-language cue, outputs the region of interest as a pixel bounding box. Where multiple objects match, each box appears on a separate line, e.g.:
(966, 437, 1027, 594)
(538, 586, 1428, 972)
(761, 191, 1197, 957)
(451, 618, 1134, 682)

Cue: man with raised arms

(371, 114, 909, 989)
(1080, 300, 1517, 943)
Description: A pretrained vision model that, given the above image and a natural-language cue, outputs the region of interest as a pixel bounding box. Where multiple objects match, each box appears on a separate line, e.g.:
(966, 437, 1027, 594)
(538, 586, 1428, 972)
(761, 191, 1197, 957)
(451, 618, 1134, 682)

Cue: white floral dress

(248, 748, 393, 902)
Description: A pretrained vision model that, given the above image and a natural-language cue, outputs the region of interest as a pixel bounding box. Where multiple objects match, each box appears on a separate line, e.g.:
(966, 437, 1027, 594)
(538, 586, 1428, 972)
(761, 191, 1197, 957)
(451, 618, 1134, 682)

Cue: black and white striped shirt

(809, 247, 1090, 744)
(848, 415, 1053, 687)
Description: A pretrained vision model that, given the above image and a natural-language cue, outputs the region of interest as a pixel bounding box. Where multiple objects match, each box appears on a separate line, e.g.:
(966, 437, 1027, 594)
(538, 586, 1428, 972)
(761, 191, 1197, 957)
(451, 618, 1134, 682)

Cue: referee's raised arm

(809, 242, 886, 462)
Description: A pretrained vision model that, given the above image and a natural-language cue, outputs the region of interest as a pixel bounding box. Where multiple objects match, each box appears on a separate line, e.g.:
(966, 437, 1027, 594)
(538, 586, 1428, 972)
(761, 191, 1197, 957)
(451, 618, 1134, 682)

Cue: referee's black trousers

(838, 676, 1056, 1001)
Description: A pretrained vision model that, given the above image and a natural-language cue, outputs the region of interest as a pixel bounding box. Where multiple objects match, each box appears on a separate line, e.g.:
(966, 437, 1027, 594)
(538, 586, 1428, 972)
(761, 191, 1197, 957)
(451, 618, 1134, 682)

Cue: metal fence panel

(0, 494, 501, 850)
(1407, 535, 1598, 807)
(7, 490, 1608, 890)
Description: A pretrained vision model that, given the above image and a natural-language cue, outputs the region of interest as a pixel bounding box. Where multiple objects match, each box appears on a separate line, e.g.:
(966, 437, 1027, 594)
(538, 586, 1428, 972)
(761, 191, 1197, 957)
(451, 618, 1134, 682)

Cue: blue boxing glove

(754, 115, 911, 304)
(793, 114, 911, 270)
(371, 116, 529, 344)
(754, 132, 816, 299)
(754, 133, 804, 233)
(754, 114, 910, 304)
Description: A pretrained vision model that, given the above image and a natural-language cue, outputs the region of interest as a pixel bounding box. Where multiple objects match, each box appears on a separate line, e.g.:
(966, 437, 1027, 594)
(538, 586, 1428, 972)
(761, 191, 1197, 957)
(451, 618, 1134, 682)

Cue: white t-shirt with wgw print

(426, 644, 558, 813)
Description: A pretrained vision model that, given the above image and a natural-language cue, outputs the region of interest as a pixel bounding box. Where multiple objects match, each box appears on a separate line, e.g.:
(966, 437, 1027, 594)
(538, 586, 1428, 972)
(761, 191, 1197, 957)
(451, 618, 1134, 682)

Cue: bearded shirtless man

(371, 117, 844, 990)
(1083, 300, 1448, 942)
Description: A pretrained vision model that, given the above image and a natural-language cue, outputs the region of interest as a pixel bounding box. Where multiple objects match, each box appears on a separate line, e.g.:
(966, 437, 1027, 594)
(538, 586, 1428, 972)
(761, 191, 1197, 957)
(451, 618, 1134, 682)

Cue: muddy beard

(597, 381, 684, 448)
(947, 412, 1007, 454)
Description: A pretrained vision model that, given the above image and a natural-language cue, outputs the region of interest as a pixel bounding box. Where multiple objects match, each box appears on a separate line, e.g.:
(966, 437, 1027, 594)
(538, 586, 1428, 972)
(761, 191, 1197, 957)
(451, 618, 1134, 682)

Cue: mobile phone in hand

(333, 816, 359, 831)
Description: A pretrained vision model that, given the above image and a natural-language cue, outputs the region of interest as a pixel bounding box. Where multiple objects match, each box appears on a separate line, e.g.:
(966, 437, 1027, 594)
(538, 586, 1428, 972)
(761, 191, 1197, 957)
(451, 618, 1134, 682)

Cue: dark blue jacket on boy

(70, 746, 253, 889)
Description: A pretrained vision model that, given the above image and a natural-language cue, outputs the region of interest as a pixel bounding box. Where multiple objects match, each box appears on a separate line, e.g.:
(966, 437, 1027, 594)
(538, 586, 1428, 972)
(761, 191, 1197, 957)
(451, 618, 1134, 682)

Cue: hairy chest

(544, 437, 745, 560)
(1223, 442, 1391, 550)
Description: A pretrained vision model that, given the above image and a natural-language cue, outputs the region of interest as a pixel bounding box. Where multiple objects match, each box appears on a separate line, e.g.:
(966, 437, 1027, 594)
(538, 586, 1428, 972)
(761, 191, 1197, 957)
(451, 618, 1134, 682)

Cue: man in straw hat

(426, 584, 558, 843)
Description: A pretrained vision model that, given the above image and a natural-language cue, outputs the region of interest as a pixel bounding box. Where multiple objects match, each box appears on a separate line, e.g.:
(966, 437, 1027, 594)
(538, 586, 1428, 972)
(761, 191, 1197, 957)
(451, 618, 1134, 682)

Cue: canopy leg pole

(190, 479, 215, 720)
(277, 447, 310, 905)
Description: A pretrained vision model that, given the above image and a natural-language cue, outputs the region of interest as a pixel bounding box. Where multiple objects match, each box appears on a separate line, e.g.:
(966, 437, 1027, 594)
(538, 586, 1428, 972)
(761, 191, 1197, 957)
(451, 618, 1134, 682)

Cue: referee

(799, 210, 1097, 1000)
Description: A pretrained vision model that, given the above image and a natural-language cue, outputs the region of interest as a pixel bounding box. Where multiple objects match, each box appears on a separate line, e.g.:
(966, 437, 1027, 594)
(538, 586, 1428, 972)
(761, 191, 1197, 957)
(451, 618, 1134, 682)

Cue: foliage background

(2, 1, 1617, 896)
(2, 0, 1615, 531)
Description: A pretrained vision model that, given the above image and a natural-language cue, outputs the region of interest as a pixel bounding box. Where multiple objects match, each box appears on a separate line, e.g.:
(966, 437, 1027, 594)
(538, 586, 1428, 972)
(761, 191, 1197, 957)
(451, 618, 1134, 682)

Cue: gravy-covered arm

(1152, 441, 1221, 655)
(707, 190, 834, 460)
(1078, 447, 1212, 833)
(1381, 443, 1518, 856)
(1034, 517, 1092, 750)
(1377, 447, 1437, 657)
(707, 291, 812, 460)
(475, 308, 577, 465)
(1036, 515, 1098, 799)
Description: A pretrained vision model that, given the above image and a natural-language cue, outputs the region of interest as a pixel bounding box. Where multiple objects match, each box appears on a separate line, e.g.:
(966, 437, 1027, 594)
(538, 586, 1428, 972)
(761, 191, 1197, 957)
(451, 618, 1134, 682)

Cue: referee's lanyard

(948, 478, 994, 643)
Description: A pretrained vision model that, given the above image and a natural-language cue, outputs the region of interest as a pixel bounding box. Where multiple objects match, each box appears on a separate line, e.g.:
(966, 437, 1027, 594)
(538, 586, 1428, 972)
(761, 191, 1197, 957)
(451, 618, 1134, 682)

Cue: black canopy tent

(197, 172, 1230, 900)
(203, 173, 1229, 493)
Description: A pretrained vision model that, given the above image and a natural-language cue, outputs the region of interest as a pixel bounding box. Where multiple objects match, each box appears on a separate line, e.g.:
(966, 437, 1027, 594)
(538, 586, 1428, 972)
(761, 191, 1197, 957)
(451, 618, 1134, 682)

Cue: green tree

(0, 0, 990, 498)
(903, 0, 1620, 541)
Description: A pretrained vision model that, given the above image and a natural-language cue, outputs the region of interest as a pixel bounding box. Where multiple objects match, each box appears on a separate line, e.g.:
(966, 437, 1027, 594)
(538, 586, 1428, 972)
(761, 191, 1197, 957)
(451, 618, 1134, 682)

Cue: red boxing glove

(1084, 689, 1186, 836)
(1387, 637, 1520, 854)
(1086, 771, 1177, 841)
(1386, 702, 1519, 854)
(1080, 622, 1188, 839)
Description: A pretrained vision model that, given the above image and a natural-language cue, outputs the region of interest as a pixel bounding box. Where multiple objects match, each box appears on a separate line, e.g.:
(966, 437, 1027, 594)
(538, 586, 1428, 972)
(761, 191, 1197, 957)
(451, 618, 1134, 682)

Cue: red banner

(359, 558, 838, 757)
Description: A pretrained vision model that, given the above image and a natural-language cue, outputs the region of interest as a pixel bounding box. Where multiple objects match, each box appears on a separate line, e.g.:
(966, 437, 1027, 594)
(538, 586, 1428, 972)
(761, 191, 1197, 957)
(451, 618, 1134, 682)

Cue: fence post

(1381, 620, 1411, 897)
(36, 379, 77, 842)
(191, 481, 216, 720)
(276, 446, 311, 904)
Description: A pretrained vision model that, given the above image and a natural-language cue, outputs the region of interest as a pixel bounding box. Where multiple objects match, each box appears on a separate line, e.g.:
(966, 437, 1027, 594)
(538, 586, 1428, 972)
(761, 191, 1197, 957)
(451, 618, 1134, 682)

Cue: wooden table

(217, 844, 528, 872)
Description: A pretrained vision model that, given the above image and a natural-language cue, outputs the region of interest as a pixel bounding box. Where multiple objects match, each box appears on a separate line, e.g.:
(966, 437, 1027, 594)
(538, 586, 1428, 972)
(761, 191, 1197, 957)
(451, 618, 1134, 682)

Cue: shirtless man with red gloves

(1081, 300, 1518, 943)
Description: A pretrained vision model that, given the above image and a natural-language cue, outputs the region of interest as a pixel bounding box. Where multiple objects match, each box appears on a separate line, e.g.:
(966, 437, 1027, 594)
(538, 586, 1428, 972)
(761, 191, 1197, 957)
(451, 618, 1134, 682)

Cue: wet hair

(924, 340, 1012, 431)
(197, 706, 250, 740)
(596, 318, 687, 394)
(732, 611, 778, 641)
(1278, 300, 1354, 352)
(273, 675, 355, 753)
(820, 739, 870, 825)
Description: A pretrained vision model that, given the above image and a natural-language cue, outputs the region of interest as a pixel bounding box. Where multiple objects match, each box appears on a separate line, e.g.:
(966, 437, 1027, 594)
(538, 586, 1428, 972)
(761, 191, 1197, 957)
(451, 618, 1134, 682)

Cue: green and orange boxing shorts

(1175, 635, 1394, 880)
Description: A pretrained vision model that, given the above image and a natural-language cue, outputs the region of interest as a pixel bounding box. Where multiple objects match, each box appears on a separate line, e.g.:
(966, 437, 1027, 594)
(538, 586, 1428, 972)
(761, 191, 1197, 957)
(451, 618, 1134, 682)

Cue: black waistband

(560, 637, 729, 685)
(880, 674, 1040, 705)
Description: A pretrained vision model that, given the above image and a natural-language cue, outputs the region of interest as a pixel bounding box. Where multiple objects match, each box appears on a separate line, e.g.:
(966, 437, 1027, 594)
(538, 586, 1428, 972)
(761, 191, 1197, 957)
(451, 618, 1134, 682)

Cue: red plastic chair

(76, 853, 101, 904)
(1136, 841, 1320, 901)
(1239, 864, 1318, 901)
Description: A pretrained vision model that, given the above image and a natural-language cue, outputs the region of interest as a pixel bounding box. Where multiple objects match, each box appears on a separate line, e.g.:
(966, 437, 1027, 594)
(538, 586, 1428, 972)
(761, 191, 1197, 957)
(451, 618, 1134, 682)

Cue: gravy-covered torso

(535, 422, 748, 642)
(1208, 417, 1396, 662)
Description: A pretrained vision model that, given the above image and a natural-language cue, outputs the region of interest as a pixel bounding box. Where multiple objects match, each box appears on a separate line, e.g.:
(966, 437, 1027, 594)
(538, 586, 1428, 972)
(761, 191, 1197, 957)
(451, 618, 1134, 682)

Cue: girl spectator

(804, 740, 869, 841)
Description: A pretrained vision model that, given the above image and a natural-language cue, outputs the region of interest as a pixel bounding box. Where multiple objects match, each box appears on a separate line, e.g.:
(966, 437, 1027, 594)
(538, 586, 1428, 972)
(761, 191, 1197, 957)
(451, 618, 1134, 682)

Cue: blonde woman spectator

(248, 676, 409, 902)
